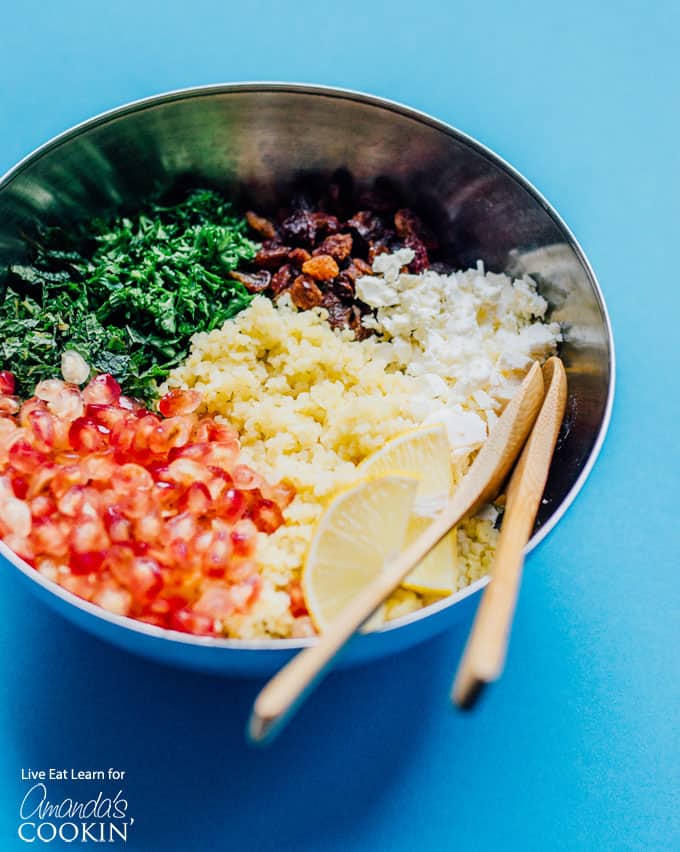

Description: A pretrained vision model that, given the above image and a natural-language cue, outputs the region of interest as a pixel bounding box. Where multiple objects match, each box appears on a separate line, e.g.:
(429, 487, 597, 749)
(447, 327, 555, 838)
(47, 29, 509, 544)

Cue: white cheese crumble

(357, 255, 561, 427)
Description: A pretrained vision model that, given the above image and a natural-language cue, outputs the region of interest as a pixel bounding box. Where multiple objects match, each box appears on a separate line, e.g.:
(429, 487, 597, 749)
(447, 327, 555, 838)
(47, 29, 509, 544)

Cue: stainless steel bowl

(0, 84, 614, 675)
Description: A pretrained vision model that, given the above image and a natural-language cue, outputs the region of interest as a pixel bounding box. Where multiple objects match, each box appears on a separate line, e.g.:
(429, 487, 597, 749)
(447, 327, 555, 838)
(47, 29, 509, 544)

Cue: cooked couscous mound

(167, 260, 560, 639)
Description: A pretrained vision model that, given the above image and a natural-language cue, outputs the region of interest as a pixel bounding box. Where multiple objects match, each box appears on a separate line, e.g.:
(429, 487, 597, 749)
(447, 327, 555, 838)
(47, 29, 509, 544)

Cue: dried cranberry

(228, 269, 271, 293)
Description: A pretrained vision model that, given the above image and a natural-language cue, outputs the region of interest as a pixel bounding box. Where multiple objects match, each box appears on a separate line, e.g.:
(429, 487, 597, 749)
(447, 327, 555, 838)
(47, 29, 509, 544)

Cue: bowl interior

(0, 84, 612, 559)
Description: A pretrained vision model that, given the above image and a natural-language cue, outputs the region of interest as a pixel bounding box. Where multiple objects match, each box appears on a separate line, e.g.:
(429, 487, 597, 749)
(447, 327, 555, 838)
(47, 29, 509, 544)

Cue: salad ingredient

(357, 424, 458, 595)
(0, 191, 258, 400)
(358, 250, 561, 413)
(239, 176, 439, 333)
(0, 372, 293, 636)
(301, 474, 418, 630)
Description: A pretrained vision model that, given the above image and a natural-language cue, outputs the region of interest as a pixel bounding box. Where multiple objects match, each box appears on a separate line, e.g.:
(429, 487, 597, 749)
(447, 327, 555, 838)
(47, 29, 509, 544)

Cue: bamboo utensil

(452, 356, 567, 709)
(248, 361, 546, 744)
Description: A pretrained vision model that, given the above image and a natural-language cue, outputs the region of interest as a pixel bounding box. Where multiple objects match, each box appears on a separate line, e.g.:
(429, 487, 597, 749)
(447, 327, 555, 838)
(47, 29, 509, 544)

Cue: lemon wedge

(302, 474, 418, 631)
(358, 424, 458, 595)
(357, 424, 452, 515)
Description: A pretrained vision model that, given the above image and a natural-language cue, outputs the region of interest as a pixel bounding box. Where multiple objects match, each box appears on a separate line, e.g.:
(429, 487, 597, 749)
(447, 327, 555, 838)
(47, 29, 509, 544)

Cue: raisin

(270, 264, 294, 297)
(310, 212, 340, 235)
(314, 233, 353, 262)
(288, 247, 312, 267)
(343, 258, 373, 282)
(246, 211, 278, 240)
(321, 292, 351, 329)
(404, 235, 429, 272)
(280, 210, 316, 246)
(346, 211, 385, 242)
(254, 246, 291, 268)
(228, 270, 271, 293)
(394, 208, 438, 250)
(333, 274, 355, 300)
(289, 275, 324, 309)
(348, 305, 369, 339)
(302, 255, 340, 281)
(367, 241, 391, 264)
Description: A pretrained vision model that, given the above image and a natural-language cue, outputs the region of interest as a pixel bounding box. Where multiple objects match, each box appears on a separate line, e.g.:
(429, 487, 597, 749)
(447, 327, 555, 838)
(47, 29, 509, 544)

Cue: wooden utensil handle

(452, 500, 534, 703)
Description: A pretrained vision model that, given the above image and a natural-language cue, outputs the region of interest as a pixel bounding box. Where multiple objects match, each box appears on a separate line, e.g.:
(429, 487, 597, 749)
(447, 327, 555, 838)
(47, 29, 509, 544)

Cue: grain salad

(166, 252, 560, 638)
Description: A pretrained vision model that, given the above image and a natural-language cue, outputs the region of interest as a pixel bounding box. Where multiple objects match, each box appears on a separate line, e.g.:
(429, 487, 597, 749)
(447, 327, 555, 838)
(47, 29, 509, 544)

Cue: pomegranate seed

(34, 520, 69, 558)
(193, 585, 235, 619)
(231, 464, 262, 490)
(35, 379, 66, 402)
(70, 516, 108, 554)
(165, 457, 211, 485)
(26, 463, 57, 499)
(30, 494, 56, 520)
(166, 511, 197, 542)
(0, 497, 32, 537)
(158, 388, 202, 417)
(50, 465, 85, 499)
(230, 519, 257, 558)
(287, 579, 308, 617)
(94, 584, 132, 616)
(36, 557, 60, 583)
(0, 396, 20, 415)
(8, 439, 48, 475)
(178, 482, 212, 516)
(83, 373, 121, 406)
(262, 479, 296, 510)
(249, 498, 284, 534)
(215, 487, 246, 524)
(170, 608, 216, 636)
(118, 395, 145, 412)
(230, 577, 261, 612)
(202, 530, 233, 577)
(111, 463, 154, 492)
(134, 510, 163, 544)
(69, 550, 106, 575)
(106, 548, 163, 600)
(85, 404, 127, 431)
(47, 386, 84, 421)
(61, 350, 90, 385)
(3, 533, 34, 561)
(0, 371, 16, 395)
(103, 506, 132, 543)
(69, 417, 108, 453)
(11, 474, 29, 500)
(27, 408, 56, 452)
(148, 416, 194, 454)
(291, 616, 316, 638)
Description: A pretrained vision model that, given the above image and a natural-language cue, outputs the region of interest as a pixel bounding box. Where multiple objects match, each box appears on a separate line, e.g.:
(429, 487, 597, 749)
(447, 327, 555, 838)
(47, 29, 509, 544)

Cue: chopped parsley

(0, 190, 259, 400)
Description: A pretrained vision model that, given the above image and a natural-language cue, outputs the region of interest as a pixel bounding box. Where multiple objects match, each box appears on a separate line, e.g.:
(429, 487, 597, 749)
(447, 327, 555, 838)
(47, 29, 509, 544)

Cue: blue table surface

(1, 2, 678, 850)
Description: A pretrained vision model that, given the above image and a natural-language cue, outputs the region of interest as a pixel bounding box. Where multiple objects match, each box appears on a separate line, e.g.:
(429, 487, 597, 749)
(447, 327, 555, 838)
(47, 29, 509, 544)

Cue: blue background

(1, 1, 678, 849)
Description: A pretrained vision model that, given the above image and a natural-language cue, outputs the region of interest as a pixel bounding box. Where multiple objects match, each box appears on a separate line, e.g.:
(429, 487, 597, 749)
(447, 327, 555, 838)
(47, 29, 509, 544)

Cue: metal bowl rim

(0, 81, 616, 652)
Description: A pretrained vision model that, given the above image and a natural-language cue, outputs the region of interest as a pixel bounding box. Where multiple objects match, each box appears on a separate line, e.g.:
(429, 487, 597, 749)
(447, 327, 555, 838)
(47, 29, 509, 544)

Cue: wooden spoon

(452, 356, 567, 709)
(248, 361, 545, 745)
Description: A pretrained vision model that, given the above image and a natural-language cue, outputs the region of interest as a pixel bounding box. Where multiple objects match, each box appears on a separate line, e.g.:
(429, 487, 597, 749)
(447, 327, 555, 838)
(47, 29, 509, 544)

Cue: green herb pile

(0, 190, 259, 400)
